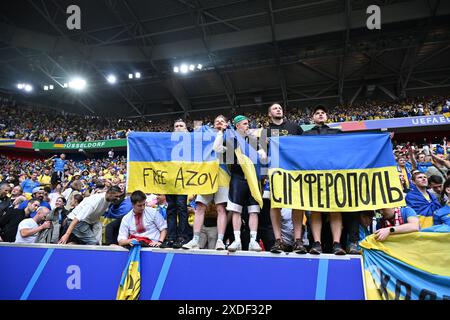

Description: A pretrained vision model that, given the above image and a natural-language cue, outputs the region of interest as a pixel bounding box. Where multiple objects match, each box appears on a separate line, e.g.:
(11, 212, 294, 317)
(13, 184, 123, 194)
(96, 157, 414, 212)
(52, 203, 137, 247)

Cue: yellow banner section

(269, 167, 405, 212)
(128, 161, 219, 195)
(235, 148, 263, 208)
(360, 232, 450, 277)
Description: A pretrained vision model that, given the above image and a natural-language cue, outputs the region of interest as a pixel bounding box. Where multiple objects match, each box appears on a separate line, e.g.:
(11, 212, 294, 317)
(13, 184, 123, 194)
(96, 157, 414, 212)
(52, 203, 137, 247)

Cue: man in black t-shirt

(0, 183, 12, 217)
(303, 105, 346, 255)
(0, 199, 40, 242)
(263, 104, 307, 254)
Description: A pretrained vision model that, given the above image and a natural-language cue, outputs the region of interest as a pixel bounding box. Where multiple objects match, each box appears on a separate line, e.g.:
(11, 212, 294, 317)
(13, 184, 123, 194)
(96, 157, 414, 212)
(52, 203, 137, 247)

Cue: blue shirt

(157, 204, 167, 219)
(434, 204, 450, 227)
(399, 206, 418, 222)
(54, 158, 66, 172)
(104, 197, 132, 219)
(417, 162, 433, 173)
(20, 179, 41, 194)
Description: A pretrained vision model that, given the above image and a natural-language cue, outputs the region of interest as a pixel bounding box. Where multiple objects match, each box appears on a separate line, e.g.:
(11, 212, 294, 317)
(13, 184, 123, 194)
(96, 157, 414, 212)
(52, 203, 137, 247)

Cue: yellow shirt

(401, 167, 410, 189)
(104, 173, 114, 180)
(38, 175, 51, 186)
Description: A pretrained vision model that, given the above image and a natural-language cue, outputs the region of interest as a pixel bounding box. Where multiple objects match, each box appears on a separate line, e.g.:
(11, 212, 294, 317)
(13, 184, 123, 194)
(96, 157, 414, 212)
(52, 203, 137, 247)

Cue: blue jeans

(166, 195, 188, 241)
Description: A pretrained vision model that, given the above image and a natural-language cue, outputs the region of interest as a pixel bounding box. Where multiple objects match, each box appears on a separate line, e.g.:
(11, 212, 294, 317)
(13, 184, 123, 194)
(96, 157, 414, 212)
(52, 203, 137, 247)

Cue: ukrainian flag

(0, 139, 15, 146)
(117, 241, 141, 300)
(127, 130, 219, 195)
(269, 132, 405, 211)
(361, 231, 450, 300)
(225, 128, 264, 208)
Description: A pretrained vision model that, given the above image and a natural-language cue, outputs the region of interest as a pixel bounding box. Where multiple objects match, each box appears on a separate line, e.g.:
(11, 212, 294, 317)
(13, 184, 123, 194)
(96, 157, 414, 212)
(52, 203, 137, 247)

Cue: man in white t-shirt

(58, 186, 123, 245)
(15, 206, 51, 244)
(118, 190, 167, 247)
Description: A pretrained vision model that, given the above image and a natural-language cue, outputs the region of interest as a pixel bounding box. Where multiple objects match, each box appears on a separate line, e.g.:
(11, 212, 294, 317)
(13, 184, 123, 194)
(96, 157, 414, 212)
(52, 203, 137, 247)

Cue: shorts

(226, 174, 260, 214)
(196, 187, 229, 206)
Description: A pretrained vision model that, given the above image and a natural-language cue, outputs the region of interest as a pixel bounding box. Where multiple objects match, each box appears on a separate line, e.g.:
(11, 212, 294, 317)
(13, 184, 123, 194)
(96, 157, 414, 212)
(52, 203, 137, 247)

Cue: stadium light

(180, 64, 188, 74)
(107, 75, 117, 84)
(135, 72, 141, 79)
(49, 85, 54, 90)
(24, 84, 33, 92)
(173, 63, 204, 74)
(68, 78, 86, 90)
(128, 73, 133, 79)
(43, 85, 49, 91)
(63, 83, 68, 88)
(17, 83, 24, 89)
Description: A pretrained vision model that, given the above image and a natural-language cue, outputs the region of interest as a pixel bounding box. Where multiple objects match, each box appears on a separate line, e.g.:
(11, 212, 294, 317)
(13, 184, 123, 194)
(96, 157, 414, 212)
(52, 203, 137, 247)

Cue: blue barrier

(0, 243, 365, 300)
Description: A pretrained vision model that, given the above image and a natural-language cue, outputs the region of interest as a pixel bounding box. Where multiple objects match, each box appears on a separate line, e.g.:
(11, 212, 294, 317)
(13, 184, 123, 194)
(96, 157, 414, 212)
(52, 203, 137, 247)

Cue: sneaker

(347, 242, 360, 255)
(332, 242, 346, 255)
(292, 239, 307, 254)
(215, 239, 225, 250)
(160, 240, 174, 249)
(248, 240, 262, 252)
(182, 239, 199, 250)
(270, 239, 288, 254)
(227, 241, 242, 252)
(309, 241, 322, 255)
(172, 238, 186, 249)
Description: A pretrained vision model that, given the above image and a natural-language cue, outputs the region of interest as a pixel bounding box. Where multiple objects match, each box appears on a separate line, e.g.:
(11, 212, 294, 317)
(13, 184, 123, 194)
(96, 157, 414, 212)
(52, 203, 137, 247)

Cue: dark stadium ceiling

(0, 0, 450, 118)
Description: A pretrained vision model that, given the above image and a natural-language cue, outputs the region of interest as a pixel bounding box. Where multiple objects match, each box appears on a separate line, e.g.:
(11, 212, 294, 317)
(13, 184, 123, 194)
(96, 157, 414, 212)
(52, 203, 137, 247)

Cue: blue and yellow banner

(361, 232, 450, 300)
(117, 241, 142, 300)
(269, 133, 405, 211)
(127, 131, 219, 195)
(225, 128, 264, 208)
(0, 139, 16, 146)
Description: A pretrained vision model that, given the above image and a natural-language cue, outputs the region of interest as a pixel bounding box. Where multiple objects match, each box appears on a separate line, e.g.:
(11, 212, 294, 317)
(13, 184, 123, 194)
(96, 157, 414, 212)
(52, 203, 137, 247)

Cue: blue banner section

(0, 245, 365, 300)
(128, 131, 216, 162)
(270, 133, 396, 171)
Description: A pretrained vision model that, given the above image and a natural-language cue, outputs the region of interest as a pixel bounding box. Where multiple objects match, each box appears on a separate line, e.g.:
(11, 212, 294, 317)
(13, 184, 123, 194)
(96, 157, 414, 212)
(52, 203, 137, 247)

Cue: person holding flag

(118, 190, 167, 247)
(263, 103, 306, 254)
(216, 115, 267, 252)
(183, 115, 230, 250)
(405, 171, 442, 228)
(303, 105, 347, 255)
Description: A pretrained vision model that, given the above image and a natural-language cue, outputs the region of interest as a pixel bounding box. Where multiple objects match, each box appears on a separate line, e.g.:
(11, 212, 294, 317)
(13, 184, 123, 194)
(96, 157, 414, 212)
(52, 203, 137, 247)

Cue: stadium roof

(1, 0, 450, 118)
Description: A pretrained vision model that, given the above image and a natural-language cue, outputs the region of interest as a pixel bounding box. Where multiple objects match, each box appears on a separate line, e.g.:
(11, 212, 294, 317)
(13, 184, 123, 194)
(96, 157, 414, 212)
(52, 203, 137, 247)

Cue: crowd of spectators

(0, 112, 448, 251)
(1, 96, 449, 142)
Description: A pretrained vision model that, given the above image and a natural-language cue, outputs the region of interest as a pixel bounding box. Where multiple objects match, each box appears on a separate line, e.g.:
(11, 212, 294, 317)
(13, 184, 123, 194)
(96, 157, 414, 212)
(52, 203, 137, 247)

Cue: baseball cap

(233, 115, 248, 126)
(312, 105, 328, 115)
(32, 187, 43, 194)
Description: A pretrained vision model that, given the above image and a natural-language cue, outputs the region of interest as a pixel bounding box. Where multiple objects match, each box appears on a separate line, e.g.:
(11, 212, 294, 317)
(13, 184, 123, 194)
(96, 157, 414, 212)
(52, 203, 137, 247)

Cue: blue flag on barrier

(117, 240, 141, 300)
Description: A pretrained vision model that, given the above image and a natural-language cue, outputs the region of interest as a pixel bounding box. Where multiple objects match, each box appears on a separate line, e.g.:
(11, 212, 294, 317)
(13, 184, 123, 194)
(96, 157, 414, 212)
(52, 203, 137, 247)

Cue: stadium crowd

(0, 102, 449, 253)
(1, 96, 449, 142)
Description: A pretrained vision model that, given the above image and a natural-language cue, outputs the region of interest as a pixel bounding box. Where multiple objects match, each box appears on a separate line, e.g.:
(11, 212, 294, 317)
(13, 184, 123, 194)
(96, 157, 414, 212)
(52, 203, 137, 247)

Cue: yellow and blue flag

(127, 130, 219, 195)
(225, 128, 264, 208)
(361, 230, 450, 300)
(269, 132, 405, 211)
(117, 240, 142, 300)
(0, 139, 15, 146)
